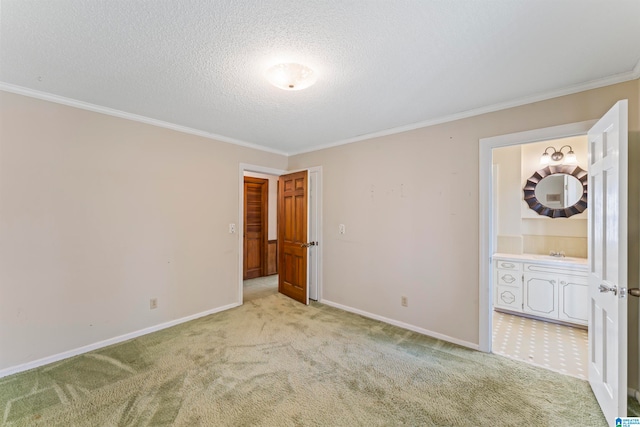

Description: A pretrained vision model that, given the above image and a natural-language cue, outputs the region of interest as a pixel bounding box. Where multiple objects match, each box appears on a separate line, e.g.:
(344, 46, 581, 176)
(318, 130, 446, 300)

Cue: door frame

(238, 164, 323, 305)
(478, 120, 596, 353)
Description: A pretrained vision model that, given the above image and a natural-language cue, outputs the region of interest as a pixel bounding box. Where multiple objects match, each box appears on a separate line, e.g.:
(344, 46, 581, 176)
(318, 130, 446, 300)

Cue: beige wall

(2, 79, 640, 387)
(288, 79, 640, 347)
(0, 91, 287, 371)
(494, 145, 523, 253)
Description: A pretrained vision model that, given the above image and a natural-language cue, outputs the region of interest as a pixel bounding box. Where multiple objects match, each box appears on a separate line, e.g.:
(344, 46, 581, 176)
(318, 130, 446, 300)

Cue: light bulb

(540, 153, 551, 165)
(565, 150, 577, 164)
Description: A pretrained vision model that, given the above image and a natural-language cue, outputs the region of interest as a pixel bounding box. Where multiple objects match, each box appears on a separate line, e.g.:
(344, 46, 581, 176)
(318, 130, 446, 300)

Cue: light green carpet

(1, 289, 607, 426)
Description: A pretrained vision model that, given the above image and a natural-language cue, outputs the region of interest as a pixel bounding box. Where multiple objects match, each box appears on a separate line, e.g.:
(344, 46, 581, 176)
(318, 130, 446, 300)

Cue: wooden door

(243, 177, 268, 280)
(588, 100, 628, 421)
(278, 171, 308, 304)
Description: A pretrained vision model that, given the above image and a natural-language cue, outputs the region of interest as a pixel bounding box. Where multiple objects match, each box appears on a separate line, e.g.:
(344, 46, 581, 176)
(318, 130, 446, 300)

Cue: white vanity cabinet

(493, 254, 588, 326)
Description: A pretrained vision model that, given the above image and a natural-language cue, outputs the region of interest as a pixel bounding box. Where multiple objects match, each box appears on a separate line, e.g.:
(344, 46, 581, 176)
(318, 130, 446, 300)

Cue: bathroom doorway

(490, 134, 589, 378)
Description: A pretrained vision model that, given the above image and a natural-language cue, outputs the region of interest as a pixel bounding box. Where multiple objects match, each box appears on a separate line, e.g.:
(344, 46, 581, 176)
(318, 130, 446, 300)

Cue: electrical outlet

(229, 223, 236, 234)
(339, 224, 346, 234)
(401, 296, 408, 307)
(150, 298, 158, 310)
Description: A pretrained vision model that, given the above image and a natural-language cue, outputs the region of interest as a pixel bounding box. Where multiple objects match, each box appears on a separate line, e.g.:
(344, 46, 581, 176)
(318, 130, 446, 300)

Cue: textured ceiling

(1, 1, 640, 155)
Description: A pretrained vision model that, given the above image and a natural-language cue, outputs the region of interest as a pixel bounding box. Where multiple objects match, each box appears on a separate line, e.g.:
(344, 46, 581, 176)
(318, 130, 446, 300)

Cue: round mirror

(523, 165, 587, 218)
(534, 174, 583, 208)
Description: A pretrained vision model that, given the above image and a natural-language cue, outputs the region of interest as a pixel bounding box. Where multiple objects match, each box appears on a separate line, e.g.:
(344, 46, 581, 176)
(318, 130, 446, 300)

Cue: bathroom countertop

(493, 252, 588, 269)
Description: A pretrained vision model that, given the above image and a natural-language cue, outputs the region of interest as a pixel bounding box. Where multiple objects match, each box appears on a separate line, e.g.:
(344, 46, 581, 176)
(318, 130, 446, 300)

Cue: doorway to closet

(238, 164, 323, 306)
(243, 172, 279, 301)
(243, 173, 278, 280)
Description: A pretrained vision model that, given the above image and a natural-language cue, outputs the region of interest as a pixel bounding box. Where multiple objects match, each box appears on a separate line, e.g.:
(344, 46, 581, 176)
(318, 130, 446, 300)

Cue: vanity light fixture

(540, 145, 577, 165)
(265, 63, 316, 91)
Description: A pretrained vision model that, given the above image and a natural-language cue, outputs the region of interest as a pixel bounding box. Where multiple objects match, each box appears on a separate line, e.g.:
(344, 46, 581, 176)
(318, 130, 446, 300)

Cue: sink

(530, 254, 586, 263)
(493, 253, 588, 265)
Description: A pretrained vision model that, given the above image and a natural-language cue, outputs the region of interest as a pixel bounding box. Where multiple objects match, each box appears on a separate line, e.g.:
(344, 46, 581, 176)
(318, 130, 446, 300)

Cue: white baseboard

(0, 302, 240, 379)
(320, 299, 480, 351)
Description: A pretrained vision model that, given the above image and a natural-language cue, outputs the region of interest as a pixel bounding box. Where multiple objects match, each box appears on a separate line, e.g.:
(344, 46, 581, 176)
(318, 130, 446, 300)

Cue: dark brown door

(243, 177, 268, 280)
(278, 171, 308, 304)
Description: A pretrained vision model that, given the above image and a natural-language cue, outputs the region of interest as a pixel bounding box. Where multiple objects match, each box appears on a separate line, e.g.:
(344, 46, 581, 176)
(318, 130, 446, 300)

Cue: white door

(588, 100, 628, 421)
(308, 170, 319, 301)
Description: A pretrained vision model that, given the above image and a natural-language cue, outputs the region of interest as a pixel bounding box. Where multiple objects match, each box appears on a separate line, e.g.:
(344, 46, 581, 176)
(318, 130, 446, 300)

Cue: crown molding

(288, 70, 640, 156)
(633, 57, 640, 79)
(3, 67, 638, 159)
(0, 82, 288, 157)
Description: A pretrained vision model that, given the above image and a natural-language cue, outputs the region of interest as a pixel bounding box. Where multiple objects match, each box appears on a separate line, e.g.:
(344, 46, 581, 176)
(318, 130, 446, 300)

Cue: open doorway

(491, 135, 589, 379)
(238, 164, 323, 306)
(479, 121, 595, 351)
(243, 172, 279, 301)
(481, 102, 638, 421)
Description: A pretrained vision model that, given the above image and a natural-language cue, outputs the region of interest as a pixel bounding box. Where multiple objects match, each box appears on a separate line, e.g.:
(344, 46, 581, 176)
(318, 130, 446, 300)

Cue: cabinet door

(523, 273, 558, 319)
(558, 276, 588, 325)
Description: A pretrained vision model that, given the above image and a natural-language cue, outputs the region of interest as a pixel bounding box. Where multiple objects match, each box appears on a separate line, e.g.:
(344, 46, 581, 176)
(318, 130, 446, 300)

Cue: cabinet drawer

(495, 260, 521, 271)
(495, 284, 522, 312)
(524, 263, 587, 277)
(496, 270, 520, 286)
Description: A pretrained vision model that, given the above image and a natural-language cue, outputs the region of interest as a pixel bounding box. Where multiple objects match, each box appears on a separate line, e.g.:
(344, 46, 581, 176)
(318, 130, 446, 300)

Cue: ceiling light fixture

(265, 63, 316, 91)
(540, 145, 577, 165)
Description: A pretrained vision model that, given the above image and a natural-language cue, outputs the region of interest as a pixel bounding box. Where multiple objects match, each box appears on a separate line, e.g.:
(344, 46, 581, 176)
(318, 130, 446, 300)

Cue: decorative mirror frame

(523, 165, 588, 218)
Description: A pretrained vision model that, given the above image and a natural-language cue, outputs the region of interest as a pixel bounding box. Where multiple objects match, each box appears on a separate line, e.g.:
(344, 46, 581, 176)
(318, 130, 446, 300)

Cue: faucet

(549, 251, 566, 258)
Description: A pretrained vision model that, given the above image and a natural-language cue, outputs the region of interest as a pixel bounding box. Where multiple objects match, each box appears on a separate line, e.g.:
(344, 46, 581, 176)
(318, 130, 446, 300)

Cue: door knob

(300, 241, 317, 248)
(629, 288, 640, 297)
(599, 284, 618, 295)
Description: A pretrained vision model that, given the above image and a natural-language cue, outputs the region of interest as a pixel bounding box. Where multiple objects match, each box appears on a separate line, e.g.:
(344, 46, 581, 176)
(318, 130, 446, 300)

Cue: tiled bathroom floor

(492, 310, 588, 380)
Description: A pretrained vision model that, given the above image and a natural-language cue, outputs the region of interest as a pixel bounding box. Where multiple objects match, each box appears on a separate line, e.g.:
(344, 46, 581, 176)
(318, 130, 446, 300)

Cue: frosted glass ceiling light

(265, 63, 316, 91)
